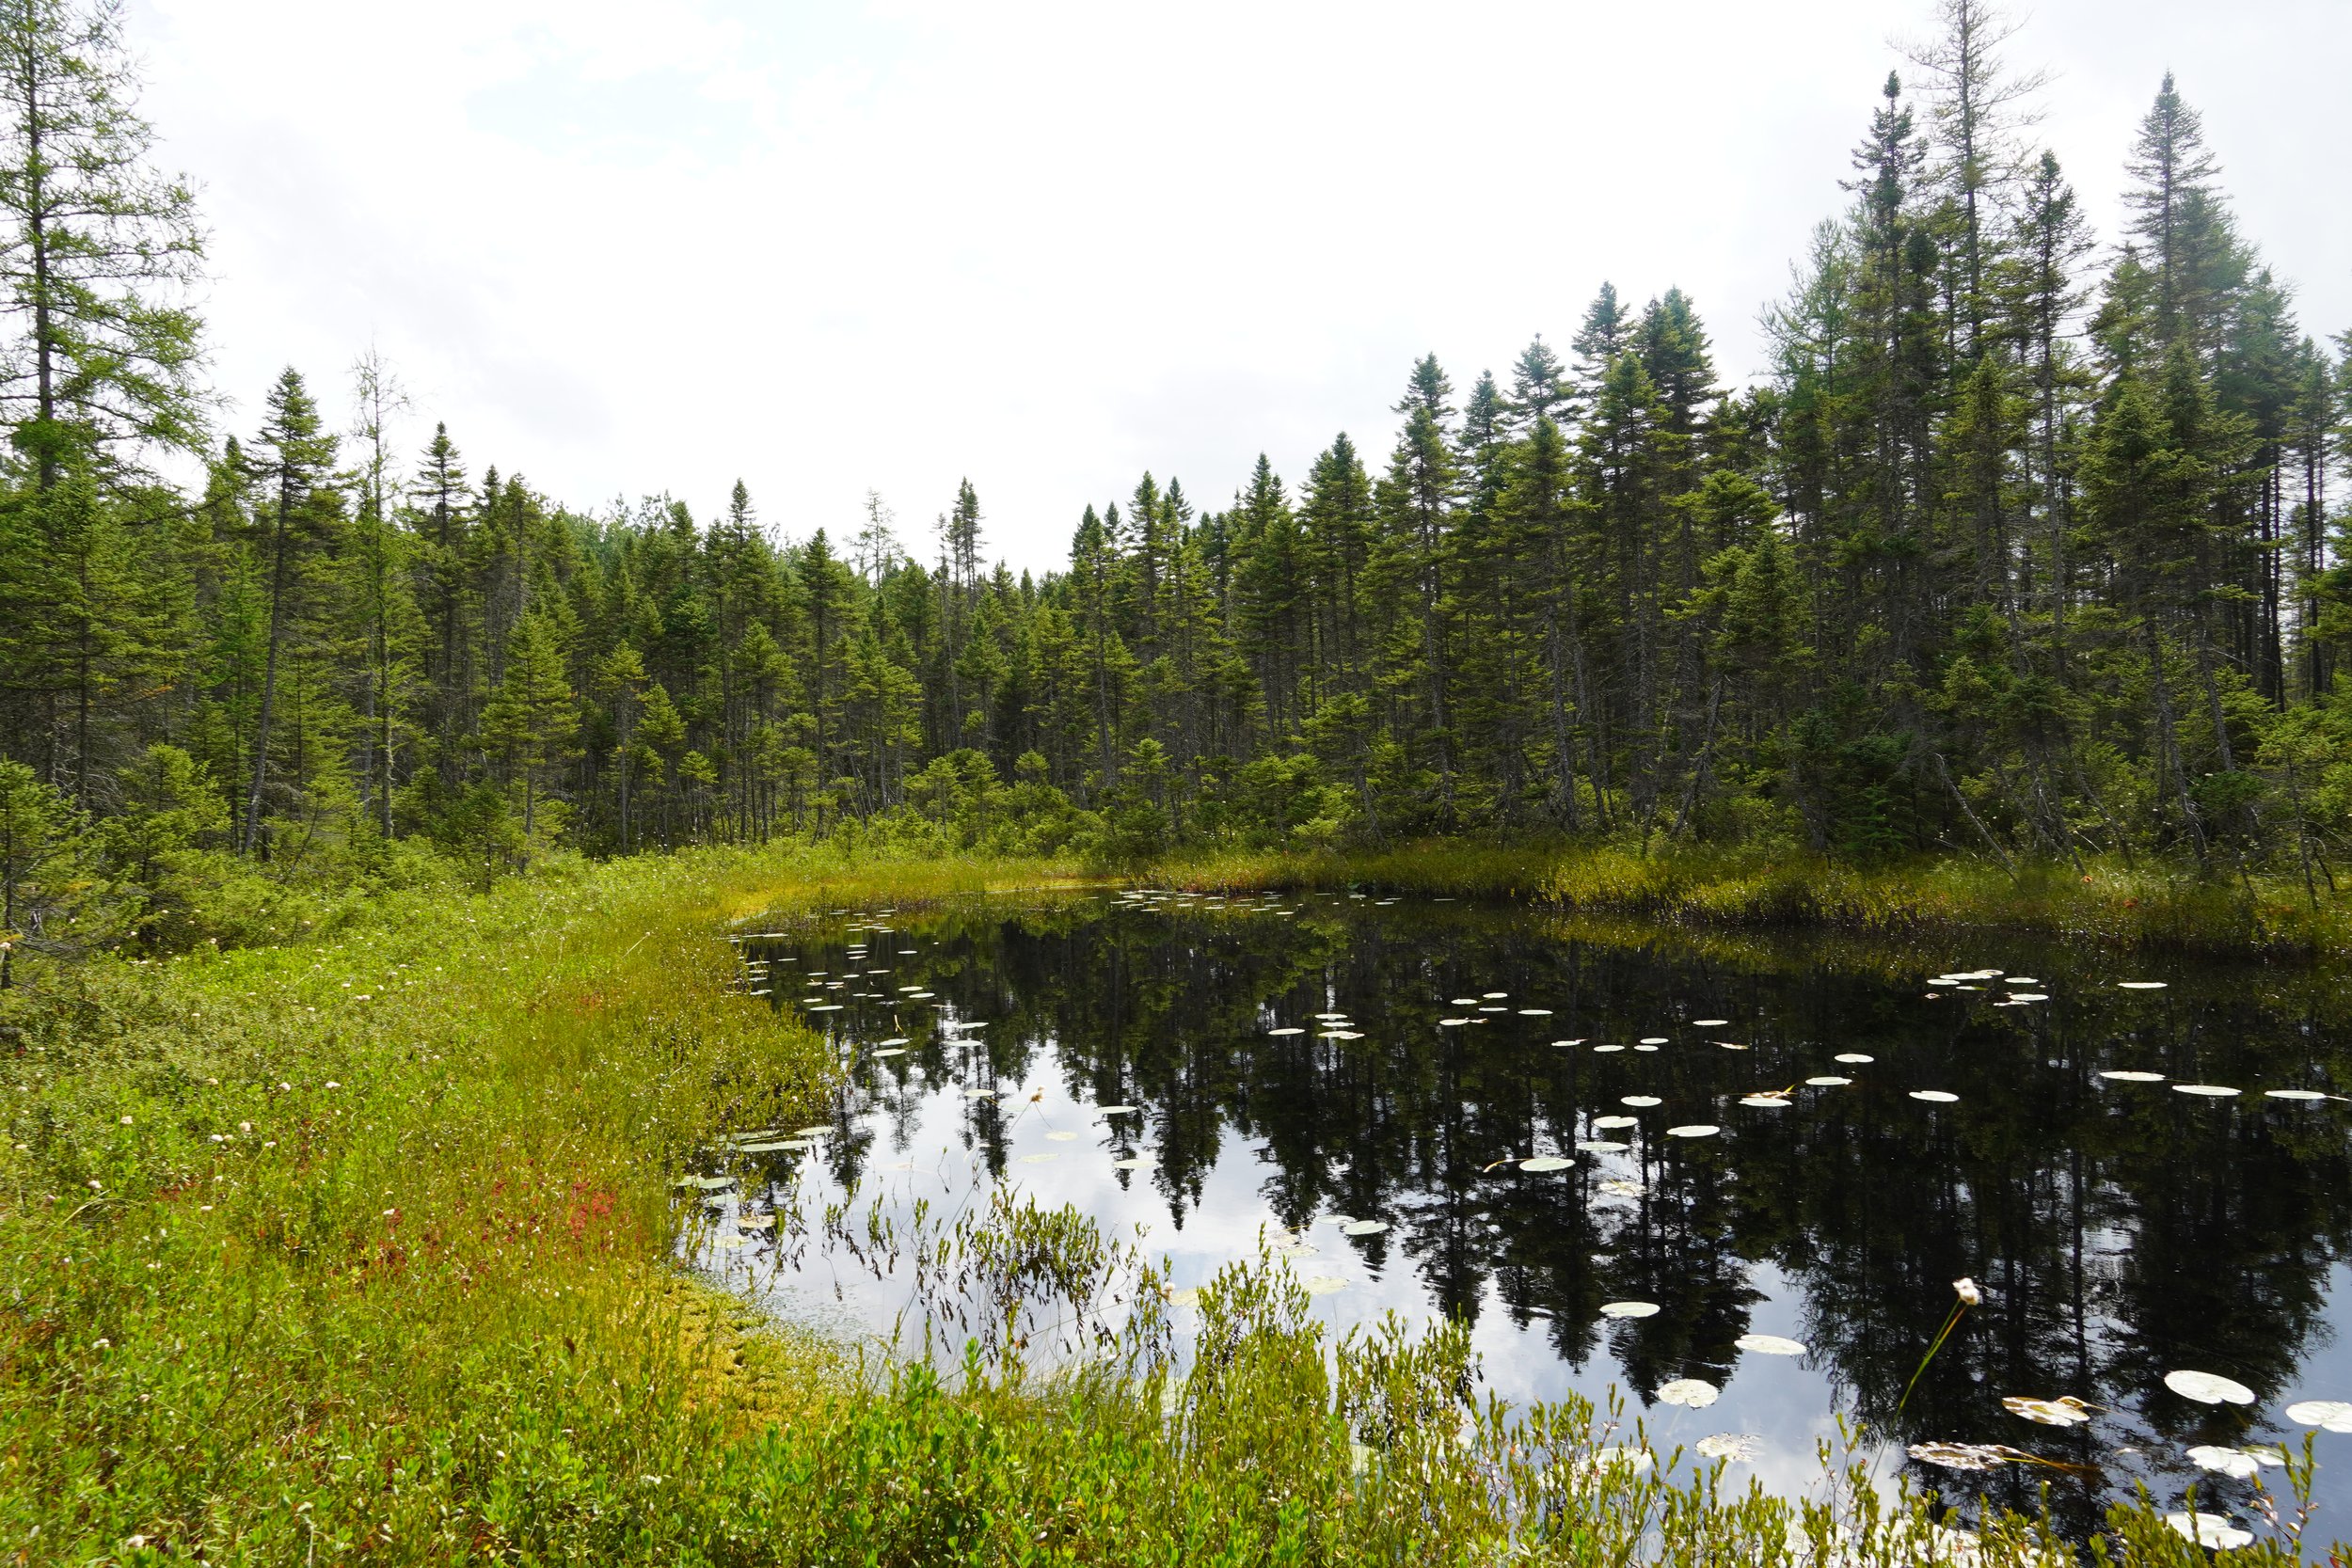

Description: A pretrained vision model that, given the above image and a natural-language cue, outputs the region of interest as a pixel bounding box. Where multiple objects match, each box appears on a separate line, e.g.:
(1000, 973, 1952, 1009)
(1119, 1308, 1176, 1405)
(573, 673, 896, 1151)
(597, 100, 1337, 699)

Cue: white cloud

(130, 0, 2349, 570)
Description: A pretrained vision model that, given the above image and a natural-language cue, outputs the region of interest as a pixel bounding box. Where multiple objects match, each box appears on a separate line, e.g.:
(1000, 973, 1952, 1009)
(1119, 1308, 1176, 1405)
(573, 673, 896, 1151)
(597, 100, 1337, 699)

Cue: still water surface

(704, 889, 2352, 1536)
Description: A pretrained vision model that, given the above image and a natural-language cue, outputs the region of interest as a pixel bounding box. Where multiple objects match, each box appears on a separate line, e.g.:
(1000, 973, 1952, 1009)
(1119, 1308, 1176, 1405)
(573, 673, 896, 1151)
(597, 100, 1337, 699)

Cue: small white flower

(92, 1338, 110, 1349)
(119, 1115, 133, 1126)
(1953, 1277, 1982, 1306)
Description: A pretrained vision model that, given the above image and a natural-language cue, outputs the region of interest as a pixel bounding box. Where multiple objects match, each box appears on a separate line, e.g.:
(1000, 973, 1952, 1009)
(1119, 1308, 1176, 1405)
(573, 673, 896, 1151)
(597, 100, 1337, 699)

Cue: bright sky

(131, 0, 2349, 574)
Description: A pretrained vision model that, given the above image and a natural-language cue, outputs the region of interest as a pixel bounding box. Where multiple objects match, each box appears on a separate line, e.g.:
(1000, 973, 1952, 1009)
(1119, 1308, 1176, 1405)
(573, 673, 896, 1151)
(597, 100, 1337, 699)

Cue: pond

(699, 888, 2352, 1538)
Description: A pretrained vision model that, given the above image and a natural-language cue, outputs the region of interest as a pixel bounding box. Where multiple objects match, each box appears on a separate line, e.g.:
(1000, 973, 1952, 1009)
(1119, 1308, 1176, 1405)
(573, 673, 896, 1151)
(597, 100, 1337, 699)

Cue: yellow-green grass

(1149, 841, 2352, 957)
(2, 842, 2328, 1563)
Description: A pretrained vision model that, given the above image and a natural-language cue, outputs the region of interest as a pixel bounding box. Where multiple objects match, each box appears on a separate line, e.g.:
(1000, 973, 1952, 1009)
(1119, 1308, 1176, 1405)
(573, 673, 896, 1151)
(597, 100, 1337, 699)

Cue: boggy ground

(0, 841, 2333, 1563)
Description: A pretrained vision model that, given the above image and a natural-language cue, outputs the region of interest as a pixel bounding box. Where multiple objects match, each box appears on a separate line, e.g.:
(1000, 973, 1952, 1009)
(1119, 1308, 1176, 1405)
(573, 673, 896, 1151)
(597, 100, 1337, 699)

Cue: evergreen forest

(5, 0, 2352, 958)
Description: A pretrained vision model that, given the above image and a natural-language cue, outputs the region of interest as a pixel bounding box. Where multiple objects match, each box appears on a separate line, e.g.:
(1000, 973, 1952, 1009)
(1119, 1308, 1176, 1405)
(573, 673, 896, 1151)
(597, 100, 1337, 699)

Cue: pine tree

(237, 369, 339, 856)
(481, 610, 577, 848)
(2121, 72, 2244, 358)
(0, 0, 204, 491)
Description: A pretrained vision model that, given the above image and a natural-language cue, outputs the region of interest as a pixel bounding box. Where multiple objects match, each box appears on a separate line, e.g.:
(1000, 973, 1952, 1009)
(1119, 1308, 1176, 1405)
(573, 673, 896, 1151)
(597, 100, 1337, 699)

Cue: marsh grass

(1152, 841, 2352, 956)
(1, 841, 2335, 1562)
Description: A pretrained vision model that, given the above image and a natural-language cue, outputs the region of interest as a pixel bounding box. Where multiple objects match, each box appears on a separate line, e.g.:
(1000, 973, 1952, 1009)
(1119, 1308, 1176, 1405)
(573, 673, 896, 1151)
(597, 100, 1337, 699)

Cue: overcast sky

(128, 0, 2348, 573)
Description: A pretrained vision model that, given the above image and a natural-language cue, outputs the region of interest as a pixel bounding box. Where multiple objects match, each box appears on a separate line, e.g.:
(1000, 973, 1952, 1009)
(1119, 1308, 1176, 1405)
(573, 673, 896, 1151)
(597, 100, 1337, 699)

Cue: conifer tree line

(5, 0, 2352, 928)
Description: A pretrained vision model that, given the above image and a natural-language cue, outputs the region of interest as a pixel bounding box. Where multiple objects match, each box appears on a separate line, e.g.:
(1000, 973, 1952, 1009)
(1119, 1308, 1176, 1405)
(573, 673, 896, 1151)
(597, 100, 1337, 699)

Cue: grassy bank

(1148, 841, 2350, 956)
(1, 842, 2323, 1563)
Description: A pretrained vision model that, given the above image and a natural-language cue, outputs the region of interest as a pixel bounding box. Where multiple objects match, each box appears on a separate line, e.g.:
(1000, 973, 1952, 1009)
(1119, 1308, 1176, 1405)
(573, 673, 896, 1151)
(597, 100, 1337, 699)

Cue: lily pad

(2172, 1084, 2241, 1098)
(1438, 1018, 1472, 1027)
(2003, 1395, 2091, 1427)
(1640, 1037, 1669, 1045)
(2187, 1446, 2275, 1480)
(1593, 1044, 1626, 1053)
(1909, 1441, 2024, 1472)
(871, 1048, 905, 1059)
(1739, 1094, 1790, 1109)
(2265, 1089, 2328, 1101)
(737, 1141, 797, 1153)
(1578, 1141, 1630, 1154)
(1593, 1115, 1639, 1129)
(1909, 1090, 1960, 1103)
(2163, 1513, 2251, 1550)
(1598, 1178, 1646, 1196)
(1695, 1433, 1759, 1461)
(1097, 1104, 1139, 1117)
(1341, 1219, 1390, 1236)
(1666, 1124, 1721, 1138)
(1017, 1152, 1059, 1164)
(1805, 1076, 1852, 1087)
(1736, 1333, 1807, 1356)
(1658, 1378, 1719, 1408)
(1692, 1019, 1730, 1028)
(1044, 1131, 1079, 1142)
(2099, 1070, 2166, 1082)
(2166, 1369, 2255, 1405)
(1109, 1155, 1157, 1170)
(2284, 1400, 2352, 1431)
(1519, 1156, 1574, 1173)
(1267, 1027, 1306, 1037)
(1835, 1053, 1875, 1065)
(1518, 1008, 1553, 1017)
(1621, 1095, 1662, 1108)
(1302, 1275, 1349, 1295)
(2117, 981, 2168, 990)
(1168, 1287, 1201, 1307)
(1599, 1300, 1661, 1319)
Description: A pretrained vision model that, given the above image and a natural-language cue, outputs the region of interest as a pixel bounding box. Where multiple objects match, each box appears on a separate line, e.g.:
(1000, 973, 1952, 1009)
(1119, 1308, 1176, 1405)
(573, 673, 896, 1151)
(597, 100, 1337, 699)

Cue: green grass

(1149, 841, 2352, 956)
(1, 841, 2336, 1563)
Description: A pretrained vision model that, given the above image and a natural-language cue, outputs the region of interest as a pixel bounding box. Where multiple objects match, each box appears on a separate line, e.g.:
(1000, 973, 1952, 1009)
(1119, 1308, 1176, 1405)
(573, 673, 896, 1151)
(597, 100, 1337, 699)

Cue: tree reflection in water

(754, 893, 2352, 1534)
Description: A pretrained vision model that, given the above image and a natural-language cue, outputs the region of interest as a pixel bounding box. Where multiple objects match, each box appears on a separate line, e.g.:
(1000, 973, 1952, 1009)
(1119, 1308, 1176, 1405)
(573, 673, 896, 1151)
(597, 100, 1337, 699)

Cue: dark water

(717, 889, 2352, 1536)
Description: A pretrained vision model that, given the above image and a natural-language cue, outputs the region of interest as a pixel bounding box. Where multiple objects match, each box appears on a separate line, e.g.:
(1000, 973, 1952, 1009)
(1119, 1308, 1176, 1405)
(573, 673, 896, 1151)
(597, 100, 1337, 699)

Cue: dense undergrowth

(0, 841, 2338, 1563)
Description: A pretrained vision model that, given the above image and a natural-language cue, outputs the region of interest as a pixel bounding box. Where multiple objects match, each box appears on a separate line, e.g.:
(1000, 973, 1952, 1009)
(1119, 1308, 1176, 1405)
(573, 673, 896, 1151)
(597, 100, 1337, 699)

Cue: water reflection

(736, 892, 2352, 1533)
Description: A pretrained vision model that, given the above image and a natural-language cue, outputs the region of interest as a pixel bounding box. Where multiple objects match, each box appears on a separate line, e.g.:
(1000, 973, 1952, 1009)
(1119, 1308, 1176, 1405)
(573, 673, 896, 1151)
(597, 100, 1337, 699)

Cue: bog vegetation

(3, 0, 2350, 1559)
